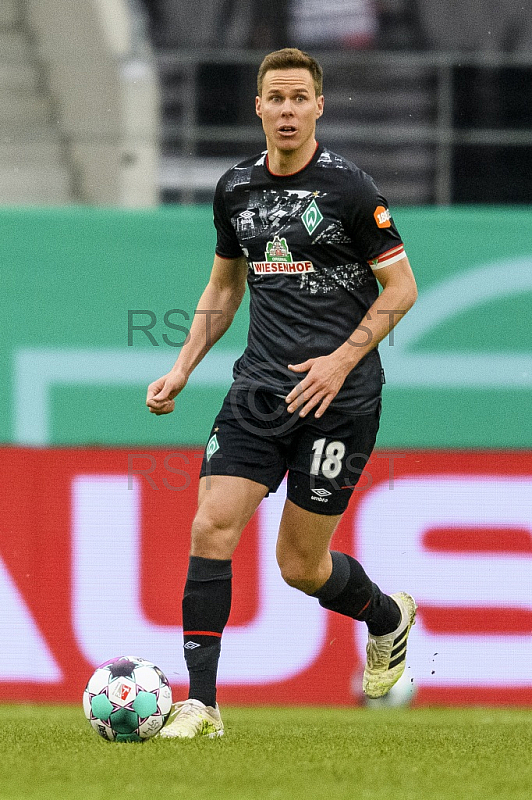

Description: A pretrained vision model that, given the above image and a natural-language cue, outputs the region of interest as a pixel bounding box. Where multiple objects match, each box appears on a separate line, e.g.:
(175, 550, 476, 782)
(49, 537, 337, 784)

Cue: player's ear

(316, 95, 324, 118)
(255, 96, 262, 118)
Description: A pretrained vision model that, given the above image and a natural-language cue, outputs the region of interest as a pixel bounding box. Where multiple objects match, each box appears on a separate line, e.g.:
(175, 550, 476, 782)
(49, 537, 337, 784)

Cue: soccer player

(146, 48, 418, 738)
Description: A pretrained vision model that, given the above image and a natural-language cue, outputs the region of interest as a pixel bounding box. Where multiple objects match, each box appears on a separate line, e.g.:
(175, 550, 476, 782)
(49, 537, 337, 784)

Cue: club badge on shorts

(206, 434, 220, 461)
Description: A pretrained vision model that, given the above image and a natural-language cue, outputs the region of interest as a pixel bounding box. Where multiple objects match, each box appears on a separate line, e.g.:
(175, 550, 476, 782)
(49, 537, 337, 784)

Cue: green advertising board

(1, 206, 531, 448)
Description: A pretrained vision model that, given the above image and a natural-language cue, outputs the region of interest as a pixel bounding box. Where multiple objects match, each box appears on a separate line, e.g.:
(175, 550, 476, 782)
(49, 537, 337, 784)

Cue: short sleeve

(213, 174, 244, 259)
(346, 171, 406, 270)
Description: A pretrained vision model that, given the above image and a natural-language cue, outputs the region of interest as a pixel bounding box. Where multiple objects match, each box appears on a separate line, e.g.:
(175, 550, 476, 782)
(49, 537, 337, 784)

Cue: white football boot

(363, 592, 417, 699)
(158, 699, 224, 739)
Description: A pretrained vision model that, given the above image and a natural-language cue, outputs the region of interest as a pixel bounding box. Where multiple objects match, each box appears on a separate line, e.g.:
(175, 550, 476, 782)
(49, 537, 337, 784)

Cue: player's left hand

(286, 355, 349, 418)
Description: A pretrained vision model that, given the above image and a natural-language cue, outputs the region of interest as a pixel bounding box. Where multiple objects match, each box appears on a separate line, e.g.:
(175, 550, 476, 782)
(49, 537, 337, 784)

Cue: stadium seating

(0, 0, 159, 206)
(0, 0, 72, 204)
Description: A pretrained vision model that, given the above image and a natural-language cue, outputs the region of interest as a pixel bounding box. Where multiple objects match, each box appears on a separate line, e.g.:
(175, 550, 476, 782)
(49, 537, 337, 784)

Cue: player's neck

(266, 140, 318, 176)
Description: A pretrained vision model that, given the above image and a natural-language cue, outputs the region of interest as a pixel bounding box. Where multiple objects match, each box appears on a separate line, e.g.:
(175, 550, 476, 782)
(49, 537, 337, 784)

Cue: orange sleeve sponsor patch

(374, 205, 392, 228)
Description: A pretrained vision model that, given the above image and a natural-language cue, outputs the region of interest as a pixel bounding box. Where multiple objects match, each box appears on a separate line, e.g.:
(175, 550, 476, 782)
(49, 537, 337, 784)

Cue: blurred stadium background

(1, 0, 531, 707)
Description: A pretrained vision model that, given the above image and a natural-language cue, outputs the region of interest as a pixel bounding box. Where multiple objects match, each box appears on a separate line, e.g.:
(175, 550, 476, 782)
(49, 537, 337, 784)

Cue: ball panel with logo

(83, 655, 173, 742)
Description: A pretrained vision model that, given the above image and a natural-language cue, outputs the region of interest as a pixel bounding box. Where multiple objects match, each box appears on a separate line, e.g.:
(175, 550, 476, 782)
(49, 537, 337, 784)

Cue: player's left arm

(286, 255, 417, 418)
(349, 254, 418, 354)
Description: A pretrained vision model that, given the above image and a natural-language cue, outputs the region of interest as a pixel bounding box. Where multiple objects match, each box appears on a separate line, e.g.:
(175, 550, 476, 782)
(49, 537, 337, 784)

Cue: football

(83, 656, 173, 742)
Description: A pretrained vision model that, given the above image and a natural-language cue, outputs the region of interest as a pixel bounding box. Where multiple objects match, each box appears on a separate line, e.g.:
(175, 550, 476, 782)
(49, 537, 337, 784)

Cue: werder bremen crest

(301, 199, 323, 236)
(265, 235, 292, 262)
(206, 433, 220, 461)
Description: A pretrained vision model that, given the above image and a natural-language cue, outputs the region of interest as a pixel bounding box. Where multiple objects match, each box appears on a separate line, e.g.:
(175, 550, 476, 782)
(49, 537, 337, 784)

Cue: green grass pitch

(0, 705, 530, 799)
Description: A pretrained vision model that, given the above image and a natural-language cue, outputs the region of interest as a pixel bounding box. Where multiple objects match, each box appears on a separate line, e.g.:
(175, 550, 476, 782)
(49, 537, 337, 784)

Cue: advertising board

(1, 206, 531, 449)
(2, 447, 531, 705)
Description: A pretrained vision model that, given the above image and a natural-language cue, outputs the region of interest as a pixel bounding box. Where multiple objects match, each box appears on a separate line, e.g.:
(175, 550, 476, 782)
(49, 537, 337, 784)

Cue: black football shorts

(199, 385, 380, 515)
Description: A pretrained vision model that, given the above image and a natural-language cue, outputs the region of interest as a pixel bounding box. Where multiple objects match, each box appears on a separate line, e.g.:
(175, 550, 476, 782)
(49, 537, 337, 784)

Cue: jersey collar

(265, 142, 321, 178)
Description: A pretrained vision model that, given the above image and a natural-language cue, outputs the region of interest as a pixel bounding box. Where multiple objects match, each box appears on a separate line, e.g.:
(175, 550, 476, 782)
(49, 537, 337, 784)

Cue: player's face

(255, 69, 324, 157)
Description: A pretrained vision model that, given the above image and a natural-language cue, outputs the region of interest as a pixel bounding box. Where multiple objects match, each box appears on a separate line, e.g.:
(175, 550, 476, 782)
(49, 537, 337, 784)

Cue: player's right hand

(146, 372, 187, 415)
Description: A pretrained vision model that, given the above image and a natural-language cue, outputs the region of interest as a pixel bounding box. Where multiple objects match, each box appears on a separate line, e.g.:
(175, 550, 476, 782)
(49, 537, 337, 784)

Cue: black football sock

(312, 551, 400, 636)
(182, 555, 232, 708)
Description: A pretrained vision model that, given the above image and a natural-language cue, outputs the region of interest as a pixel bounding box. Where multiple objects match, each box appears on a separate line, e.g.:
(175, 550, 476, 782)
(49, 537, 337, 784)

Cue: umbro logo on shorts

(311, 488, 332, 503)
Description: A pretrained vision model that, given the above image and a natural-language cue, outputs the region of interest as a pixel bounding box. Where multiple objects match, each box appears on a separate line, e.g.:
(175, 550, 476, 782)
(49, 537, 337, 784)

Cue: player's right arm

(146, 254, 247, 415)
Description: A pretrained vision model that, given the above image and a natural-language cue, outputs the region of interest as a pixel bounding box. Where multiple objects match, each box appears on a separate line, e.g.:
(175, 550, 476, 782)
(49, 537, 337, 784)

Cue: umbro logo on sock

(184, 641, 201, 650)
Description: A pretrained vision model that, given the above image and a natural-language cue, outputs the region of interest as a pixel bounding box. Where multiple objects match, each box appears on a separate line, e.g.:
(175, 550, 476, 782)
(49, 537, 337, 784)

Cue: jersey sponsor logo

(266, 235, 292, 262)
(301, 199, 323, 236)
(374, 205, 392, 228)
(252, 261, 315, 274)
(252, 235, 315, 275)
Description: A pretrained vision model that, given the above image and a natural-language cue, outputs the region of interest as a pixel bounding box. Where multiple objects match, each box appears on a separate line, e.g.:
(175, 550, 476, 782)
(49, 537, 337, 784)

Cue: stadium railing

(156, 49, 532, 206)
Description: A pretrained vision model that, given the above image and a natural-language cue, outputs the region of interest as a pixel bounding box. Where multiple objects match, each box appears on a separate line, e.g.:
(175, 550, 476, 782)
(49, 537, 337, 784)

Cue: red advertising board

(1, 447, 531, 705)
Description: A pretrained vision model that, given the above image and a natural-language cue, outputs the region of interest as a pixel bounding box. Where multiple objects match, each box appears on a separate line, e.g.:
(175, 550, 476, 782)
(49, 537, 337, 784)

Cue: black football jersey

(213, 144, 406, 413)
